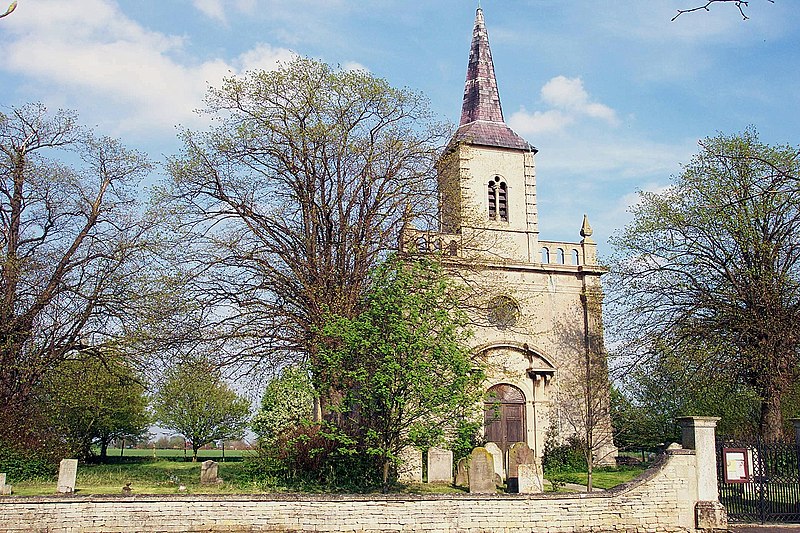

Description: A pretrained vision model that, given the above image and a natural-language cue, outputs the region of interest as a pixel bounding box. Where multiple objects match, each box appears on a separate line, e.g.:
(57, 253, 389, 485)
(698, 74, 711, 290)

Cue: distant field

(10, 458, 259, 497)
(103, 448, 251, 459)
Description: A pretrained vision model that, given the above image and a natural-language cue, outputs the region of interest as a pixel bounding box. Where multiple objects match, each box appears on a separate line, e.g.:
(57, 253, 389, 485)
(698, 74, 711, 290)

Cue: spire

(460, 8, 504, 125)
(452, 8, 535, 152)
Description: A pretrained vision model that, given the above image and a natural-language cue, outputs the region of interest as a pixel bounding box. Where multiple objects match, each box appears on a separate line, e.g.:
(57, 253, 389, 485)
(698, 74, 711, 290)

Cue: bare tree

(0, 103, 152, 443)
(159, 58, 448, 396)
(673, 0, 774, 21)
(554, 288, 616, 492)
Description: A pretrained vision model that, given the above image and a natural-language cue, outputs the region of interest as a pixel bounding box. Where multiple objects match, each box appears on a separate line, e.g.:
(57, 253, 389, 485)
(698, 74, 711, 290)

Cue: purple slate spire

(460, 7, 504, 125)
(453, 8, 534, 152)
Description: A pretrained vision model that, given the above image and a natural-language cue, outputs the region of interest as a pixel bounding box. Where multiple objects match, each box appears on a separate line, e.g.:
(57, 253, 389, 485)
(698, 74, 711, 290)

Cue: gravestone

(397, 446, 423, 483)
(200, 460, 221, 484)
(454, 458, 469, 487)
(427, 447, 453, 483)
(57, 459, 78, 493)
(517, 461, 544, 494)
(468, 447, 495, 493)
(0, 473, 10, 496)
(485, 442, 505, 481)
(507, 442, 535, 492)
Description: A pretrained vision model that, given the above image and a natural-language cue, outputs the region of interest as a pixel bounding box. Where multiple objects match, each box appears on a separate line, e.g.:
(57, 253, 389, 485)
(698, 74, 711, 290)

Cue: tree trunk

(100, 438, 108, 459)
(382, 459, 390, 494)
(192, 445, 199, 462)
(760, 387, 784, 442)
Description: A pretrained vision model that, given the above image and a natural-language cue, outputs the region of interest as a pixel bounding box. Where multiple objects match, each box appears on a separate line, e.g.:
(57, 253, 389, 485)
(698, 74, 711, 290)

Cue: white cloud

(0, 0, 294, 138)
(509, 76, 618, 137)
(342, 61, 369, 73)
(192, 0, 257, 23)
(193, 0, 226, 22)
(508, 108, 572, 137)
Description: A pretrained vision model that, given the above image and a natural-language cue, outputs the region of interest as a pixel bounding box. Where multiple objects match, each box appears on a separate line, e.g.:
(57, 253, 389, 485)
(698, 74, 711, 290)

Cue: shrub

(542, 435, 586, 474)
(0, 441, 56, 480)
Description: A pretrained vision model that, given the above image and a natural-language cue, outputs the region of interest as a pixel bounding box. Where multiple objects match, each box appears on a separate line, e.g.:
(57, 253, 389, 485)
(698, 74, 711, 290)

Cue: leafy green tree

(153, 358, 251, 461)
(609, 128, 800, 440)
(252, 365, 315, 443)
(319, 254, 484, 491)
(38, 352, 149, 461)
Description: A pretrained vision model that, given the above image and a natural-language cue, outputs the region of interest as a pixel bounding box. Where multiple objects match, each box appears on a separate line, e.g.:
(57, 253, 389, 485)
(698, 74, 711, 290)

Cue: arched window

(541, 247, 550, 264)
(487, 176, 508, 222)
(557, 248, 565, 265)
(572, 249, 580, 266)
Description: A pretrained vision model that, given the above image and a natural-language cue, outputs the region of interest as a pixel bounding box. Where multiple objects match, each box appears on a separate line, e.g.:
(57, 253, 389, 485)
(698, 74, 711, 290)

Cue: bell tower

(439, 7, 539, 264)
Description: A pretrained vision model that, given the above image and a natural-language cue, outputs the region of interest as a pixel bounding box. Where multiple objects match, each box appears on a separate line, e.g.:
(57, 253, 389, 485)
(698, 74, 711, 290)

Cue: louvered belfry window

(488, 176, 508, 221)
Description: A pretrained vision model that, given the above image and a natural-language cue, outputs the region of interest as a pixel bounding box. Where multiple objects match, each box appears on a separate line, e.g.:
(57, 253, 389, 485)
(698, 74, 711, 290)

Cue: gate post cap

(677, 416, 721, 428)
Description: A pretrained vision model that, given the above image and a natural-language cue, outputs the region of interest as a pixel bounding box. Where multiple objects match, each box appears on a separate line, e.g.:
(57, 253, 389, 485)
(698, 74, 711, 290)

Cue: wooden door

(484, 384, 526, 453)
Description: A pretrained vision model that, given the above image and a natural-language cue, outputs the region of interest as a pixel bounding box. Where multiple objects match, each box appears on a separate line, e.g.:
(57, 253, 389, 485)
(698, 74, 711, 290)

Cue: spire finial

(580, 214, 594, 241)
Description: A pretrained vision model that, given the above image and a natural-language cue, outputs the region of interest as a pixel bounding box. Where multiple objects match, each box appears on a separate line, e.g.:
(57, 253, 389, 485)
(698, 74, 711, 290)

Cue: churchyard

(2, 449, 646, 497)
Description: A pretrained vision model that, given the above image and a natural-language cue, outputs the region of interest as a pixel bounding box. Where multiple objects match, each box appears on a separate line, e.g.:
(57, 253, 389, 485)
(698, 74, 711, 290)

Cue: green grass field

(548, 466, 647, 490)
(5, 452, 648, 496)
(102, 448, 250, 459)
(10, 457, 260, 497)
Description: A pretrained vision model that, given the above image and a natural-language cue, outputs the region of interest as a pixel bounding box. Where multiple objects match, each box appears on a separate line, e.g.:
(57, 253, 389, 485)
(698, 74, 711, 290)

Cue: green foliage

(252, 365, 315, 444)
(317, 254, 484, 489)
(0, 441, 56, 480)
(244, 422, 383, 492)
(609, 128, 800, 440)
(542, 424, 587, 474)
(613, 344, 763, 449)
(37, 353, 150, 461)
(153, 358, 251, 461)
(449, 419, 484, 464)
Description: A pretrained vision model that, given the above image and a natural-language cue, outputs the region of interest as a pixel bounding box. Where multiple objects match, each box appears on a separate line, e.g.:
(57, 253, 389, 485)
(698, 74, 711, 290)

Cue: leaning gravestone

(518, 461, 544, 494)
(468, 447, 495, 494)
(454, 458, 469, 487)
(485, 442, 505, 481)
(0, 473, 11, 496)
(427, 447, 453, 483)
(507, 442, 535, 478)
(200, 460, 221, 484)
(57, 459, 78, 493)
(397, 446, 423, 483)
(507, 442, 536, 492)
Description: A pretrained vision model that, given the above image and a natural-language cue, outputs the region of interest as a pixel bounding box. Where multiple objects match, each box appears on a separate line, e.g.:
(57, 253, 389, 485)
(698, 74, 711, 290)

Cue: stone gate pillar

(678, 416, 726, 531)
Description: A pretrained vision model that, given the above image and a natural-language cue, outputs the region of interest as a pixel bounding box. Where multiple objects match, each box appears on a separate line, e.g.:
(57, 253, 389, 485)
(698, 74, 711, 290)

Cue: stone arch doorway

(484, 383, 526, 454)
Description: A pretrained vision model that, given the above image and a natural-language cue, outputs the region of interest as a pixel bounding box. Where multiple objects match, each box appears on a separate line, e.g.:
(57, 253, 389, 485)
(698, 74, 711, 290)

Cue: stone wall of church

(0, 450, 701, 532)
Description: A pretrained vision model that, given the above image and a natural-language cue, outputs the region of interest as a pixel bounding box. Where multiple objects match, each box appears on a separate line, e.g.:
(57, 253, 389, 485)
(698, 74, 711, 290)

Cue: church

(402, 8, 616, 464)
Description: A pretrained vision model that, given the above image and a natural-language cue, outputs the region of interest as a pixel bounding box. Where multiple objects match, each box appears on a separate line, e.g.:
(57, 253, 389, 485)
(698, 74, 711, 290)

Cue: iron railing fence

(716, 435, 800, 524)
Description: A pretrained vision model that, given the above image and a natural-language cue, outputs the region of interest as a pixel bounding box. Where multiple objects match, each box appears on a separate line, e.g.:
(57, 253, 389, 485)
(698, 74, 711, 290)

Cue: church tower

(439, 7, 539, 263)
(403, 8, 616, 467)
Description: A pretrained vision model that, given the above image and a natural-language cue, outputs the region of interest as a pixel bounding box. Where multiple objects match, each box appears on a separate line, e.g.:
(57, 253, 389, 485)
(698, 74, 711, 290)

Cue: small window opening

(557, 248, 565, 264)
(488, 176, 507, 221)
(541, 247, 550, 264)
(448, 240, 458, 256)
(488, 180, 497, 219)
(572, 249, 580, 265)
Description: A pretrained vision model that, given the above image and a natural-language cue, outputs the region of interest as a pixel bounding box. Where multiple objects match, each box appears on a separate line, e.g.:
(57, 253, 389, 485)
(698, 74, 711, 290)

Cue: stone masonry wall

(0, 450, 699, 533)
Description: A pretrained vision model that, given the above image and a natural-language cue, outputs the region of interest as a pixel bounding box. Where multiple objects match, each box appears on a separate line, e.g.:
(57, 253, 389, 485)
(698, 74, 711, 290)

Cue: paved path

(731, 525, 800, 532)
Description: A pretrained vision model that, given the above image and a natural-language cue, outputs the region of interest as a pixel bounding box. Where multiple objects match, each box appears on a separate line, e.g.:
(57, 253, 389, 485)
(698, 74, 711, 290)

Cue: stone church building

(402, 8, 616, 464)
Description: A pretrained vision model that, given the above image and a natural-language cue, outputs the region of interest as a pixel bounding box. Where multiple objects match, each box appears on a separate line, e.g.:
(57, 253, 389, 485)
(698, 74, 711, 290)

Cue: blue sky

(1, 0, 798, 257)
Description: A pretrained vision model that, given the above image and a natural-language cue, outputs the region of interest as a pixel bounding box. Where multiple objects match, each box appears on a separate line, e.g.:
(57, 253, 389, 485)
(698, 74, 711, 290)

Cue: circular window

(487, 295, 520, 328)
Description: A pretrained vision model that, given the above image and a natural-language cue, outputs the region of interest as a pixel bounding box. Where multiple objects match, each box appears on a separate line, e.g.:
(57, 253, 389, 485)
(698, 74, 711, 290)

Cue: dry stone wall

(0, 450, 701, 533)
